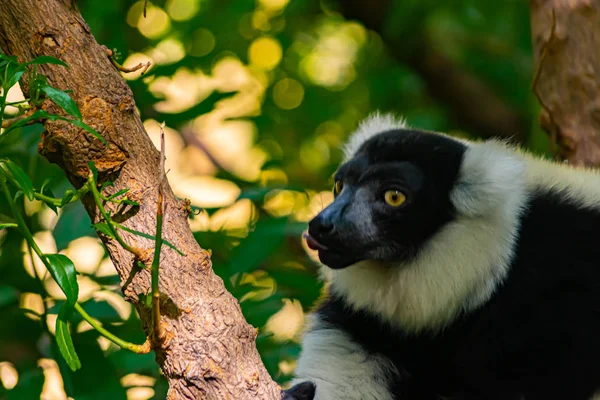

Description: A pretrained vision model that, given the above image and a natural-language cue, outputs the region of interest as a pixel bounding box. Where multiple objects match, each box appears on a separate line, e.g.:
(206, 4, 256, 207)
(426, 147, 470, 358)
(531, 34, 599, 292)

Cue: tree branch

(338, 0, 528, 142)
(0, 1, 281, 399)
(530, 0, 600, 167)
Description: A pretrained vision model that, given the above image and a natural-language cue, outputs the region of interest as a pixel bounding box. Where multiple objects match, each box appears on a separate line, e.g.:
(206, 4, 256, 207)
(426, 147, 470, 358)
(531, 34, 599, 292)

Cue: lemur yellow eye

(334, 180, 343, 195)
(384, 190, 406, 207)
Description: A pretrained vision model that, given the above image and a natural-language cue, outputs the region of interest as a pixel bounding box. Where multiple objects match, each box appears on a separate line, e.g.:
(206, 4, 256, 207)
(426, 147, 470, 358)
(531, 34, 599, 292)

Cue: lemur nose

(309, 214, 335, 239)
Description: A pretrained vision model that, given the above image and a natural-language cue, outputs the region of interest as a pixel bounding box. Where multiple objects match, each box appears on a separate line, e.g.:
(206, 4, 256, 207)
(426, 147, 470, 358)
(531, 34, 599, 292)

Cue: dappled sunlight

(45, 274, 100, 303)
(249, 36, 283, 70)
(148, 68, 214, 112)
(38, 205, 62, 231)
(239, 270, 276, 301)
(174, 176, 240, 208)
(62, 237, 104, 275)
(4, 83, 25, 115)
(149, 37, 186, 66)
(129, 2, 171, 39)
(209, 199, 254, 231)
(189, 28, 216, 57)
(19, 292, 45, 321)
(39, 358, 68, 400)
(165, 0, 200, 21)
(294, 190, 334, 222)
(122, 373, 156, 400)
(121, 52, 154, 81)
(273, 78, 304, 110)
(0, 362, 18, 390)
(22, 231, 56, 280)
(264, 298, 304, 341)
(297, 20, 367, 90)
(94, 290, 132, 321)
(192, 118, 266, 181)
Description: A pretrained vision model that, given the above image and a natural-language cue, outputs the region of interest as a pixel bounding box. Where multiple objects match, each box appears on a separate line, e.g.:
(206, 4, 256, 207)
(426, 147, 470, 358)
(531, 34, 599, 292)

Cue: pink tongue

(303, 232, 328, 251)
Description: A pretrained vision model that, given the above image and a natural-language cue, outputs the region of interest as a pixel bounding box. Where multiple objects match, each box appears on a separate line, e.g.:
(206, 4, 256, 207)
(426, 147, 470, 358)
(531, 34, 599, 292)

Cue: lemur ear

(450, 140, 526, 217)
(343, 112, 407, 162)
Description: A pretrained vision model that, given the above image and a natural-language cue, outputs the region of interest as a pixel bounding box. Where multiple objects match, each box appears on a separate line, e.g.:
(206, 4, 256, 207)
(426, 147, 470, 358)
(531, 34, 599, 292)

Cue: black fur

(282, 381, 316, 400)
(311, 188, 600, 400)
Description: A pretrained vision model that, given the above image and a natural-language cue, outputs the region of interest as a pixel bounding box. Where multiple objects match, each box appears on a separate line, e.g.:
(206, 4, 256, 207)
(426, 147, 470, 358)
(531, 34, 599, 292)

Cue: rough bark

(0, 1, 281, 399)
(339, 0, 528, 142)
(530, 0, 600, 166)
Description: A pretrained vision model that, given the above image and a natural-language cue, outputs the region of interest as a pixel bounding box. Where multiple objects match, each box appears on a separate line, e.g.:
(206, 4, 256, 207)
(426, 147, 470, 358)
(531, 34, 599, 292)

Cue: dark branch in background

(338, 0, 528, 142)
(531, 9, 559, 157)
(530, 0, 600, 167)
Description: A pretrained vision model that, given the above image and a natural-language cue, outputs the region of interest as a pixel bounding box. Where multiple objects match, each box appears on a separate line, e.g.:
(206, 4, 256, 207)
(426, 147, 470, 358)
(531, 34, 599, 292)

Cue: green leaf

(121, 198, 140, 206)
(42, 254, 79, 306)
(100, 181, 114, 193)
(41, 85, 82, 119)
(115, 223, 185, 256)
(40, 179, 58, 214)
(5, 70, 24, 90)
(0, 222, 18, 229)
(68, 118, 108, 147)
(13, 190, 23, 202)
(55, 302, 82, 371)
(107, 188, 129, 200)
(93, 222, 116, 239)
(0, 110, 49, 137)
(24, 56, 69, 68)
(1, 159, 34, 201)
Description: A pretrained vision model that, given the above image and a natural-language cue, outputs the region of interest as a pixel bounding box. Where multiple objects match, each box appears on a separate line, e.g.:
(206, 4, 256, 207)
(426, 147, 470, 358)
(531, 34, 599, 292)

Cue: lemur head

(305, 113, 525, 271)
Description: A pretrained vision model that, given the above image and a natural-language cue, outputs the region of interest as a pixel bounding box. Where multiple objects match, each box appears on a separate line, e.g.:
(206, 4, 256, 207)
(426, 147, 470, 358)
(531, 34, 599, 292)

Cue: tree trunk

(530, 0, 600, 166)
(0, 1, 281, 399)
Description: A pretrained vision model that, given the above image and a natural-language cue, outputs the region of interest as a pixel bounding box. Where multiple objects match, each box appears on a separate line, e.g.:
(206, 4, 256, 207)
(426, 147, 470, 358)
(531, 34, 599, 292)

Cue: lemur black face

(306, 129, 467, 269)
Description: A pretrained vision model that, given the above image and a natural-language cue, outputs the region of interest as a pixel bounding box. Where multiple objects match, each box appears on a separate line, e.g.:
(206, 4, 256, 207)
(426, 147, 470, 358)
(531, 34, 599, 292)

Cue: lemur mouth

(303, 232, 329, 251)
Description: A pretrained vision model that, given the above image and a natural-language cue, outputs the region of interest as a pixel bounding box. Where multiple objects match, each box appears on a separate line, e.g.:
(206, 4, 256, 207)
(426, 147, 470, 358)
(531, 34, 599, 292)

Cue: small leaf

(1, 159, 34, 201)
(100, 181, 114, 193)
(107, 188, 129, 200)
(40, 179, 58, 214)
(0, 109, 49, 137)
(55, 302, 82, 371)
(41, 85, 82, 119)
(13, 190, 23, 202)
(5, 70, 24, 90)
(93, 222, 116, 239)
(87, 161, 98, 182)
(0, 222, 18, 229)
(69, 119, 108, 146)
(115, 223, 185, 256)
(25, 56, 69, 68)
(42, 254, 79, 306)
(121, 198, 140, 206)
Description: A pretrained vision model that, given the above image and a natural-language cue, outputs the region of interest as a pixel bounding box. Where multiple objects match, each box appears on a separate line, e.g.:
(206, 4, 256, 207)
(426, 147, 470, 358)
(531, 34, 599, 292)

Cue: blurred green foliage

(0, 0, 549, 398)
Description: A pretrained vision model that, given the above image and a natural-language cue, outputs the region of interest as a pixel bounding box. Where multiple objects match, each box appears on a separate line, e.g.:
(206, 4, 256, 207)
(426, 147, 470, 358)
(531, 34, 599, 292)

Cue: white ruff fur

(291, 315, 398, 400)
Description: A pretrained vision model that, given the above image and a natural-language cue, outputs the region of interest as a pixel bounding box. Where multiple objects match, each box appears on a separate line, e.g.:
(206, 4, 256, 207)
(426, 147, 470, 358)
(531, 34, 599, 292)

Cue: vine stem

(86, 173, 144, 259)
(0, 174, 150, 354)
(151, 127, 166, 342)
